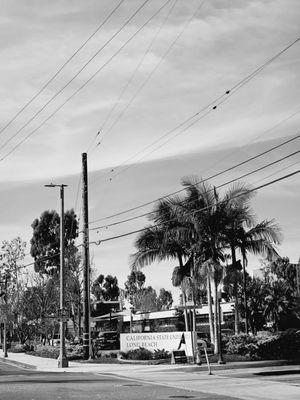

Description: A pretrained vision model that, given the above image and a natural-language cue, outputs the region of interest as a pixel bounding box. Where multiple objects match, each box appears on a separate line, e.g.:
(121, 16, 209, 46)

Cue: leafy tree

(271, 257, 298, 294)
(264, 280, 291, 332)
(124, 271, 146, 309)
(0, 238, 26, 348)
(30, 209, 78, 275)
(139, 286, 158, 312)
(239, 276, 266, 334)
(18, 274, 59, 342)
(65, 250, 82, 337)
(157, 288, 173, 310)
(91, 274, 120, 301)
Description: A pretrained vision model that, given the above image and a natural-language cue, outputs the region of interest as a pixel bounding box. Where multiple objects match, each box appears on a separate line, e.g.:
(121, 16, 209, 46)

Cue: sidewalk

(1, 352, 299, 400)
(1, 351, 298, 373)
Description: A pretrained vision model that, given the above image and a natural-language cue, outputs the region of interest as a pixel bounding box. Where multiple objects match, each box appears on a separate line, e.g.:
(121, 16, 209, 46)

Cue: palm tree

(130, 198, 190, 330)
(237, 219, 282, 332)
(221, 183, 256, 334)
(172, 261, 192, 331)
(172, 177, 229, 352)
(222, 182, 282, 334)
(264, 280, 290, 332)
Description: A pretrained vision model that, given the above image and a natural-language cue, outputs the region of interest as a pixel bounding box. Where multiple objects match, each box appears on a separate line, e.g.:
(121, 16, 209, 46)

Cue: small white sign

(120, 331, 193, 357)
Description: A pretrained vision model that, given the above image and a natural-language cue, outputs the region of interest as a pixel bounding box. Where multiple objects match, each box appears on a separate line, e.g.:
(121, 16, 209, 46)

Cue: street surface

(0, 360, 239, 400)
(106, 364, 300, 400)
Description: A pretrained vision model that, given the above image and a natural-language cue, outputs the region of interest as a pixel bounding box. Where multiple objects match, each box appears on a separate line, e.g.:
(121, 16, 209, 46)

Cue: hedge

(225, 330, 300, 360)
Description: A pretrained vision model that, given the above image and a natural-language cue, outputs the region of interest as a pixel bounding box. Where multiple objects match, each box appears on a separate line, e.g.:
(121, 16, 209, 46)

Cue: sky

(0, 0, 299, 303)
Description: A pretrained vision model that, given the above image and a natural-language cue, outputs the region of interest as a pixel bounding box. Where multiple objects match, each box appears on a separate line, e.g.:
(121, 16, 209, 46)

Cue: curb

(172, 359, 300, 373)
(0, 356, 37, 370)
(117, 355, 169, 365)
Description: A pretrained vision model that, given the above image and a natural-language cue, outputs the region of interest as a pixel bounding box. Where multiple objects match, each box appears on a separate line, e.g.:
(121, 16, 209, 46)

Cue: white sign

(120, 331, 193, 357)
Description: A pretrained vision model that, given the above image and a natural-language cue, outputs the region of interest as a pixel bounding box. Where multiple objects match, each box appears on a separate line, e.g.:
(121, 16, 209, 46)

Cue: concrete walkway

(1, 352, 299, 400)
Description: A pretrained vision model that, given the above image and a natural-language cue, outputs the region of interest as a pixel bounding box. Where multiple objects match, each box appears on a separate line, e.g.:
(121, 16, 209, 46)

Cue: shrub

(256, 330, 300, 360)
(123, 347, 153, 360)
(10, 343, 33, 353)
(225, 334, 258, 358)
(27, 343, 84, 360)
(153, 349, 170, 359)
(65, 344, 83, 360)
(225, 330, 300, 360)
(121, 347, 171, 361)
(29, 344, 60, 359)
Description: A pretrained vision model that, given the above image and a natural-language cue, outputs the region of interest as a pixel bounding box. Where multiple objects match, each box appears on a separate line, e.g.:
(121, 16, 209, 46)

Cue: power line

(103, 35, 300, 181)
(0, 0, 152, 154)
(251, 159, 300, 187)
(21, 237, 101, 270)
(0, 0, 173, 163)
(97, 0, 207, 147)
(89, 132, 300, 224)
(89, 149, 299, 231)
(0, 0, 126, 137)
(96, 0, 180, 148)
(95, 169, 300, 243)
(86, 0, 179, 155)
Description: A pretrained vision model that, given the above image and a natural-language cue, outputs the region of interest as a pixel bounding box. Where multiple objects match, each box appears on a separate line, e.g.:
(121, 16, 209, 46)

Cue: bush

(121, 347, 170, 361)
(225, 334, 258, 358)
(10, 343, 32, 353)
(29, 344, 60, 359)
(153, 349, 170, 359)
(256, 330, 300, 360)
(122, 347, 153, 360)
(65, 344, 83, 360)
(225, 330, 300, 360)
(27, 343, 84, 360)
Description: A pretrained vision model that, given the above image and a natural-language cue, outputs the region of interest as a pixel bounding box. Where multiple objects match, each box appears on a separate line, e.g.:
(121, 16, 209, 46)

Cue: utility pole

(82, 153, 91, 360)
(45, 183, 68, 368)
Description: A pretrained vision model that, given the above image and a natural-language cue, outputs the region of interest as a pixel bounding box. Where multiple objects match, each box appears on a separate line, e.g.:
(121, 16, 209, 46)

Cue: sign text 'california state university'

(120, 331, 193, 357)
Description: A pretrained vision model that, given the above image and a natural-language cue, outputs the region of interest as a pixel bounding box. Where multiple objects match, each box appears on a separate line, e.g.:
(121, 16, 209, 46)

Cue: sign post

(197, 339, 212, 375)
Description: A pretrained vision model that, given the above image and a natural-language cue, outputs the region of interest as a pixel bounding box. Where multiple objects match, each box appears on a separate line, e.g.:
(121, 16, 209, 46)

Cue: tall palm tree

(172, 177, 229, 351)
(238, 219, 282, 332)
(130, 198, 190, 330)
(264, 280, 290, 332)
(221, 183, 255, 334)
(171, 260, 192, 331)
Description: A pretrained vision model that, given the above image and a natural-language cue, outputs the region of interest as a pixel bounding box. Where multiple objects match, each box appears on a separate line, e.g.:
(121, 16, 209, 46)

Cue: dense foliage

(120, 347, 170, 360)
(124, 271, 173, 312)
(225, 330, 300, 360)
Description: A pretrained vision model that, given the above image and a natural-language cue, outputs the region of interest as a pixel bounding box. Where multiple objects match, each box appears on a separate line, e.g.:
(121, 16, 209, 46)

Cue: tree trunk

(207, 275, 215, 345)
(213, 276, 219, 355)
(231, 244, 240, 335)
(182, 289, 189, 331)
(178, 253, 189, 332)
(242, 256, 248, 334)
(234, 285, 239, 335)
(191, 261, 197, 360)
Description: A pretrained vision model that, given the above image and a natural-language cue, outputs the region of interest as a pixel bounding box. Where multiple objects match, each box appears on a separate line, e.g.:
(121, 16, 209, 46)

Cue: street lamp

(44, 183, 68, 368)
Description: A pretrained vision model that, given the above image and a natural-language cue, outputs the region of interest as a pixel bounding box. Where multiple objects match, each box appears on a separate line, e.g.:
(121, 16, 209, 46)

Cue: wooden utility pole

(82, 153, 91, 360)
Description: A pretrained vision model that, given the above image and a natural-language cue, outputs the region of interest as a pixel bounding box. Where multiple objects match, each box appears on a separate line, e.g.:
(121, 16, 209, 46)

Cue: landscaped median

(2, 329, 300, 367)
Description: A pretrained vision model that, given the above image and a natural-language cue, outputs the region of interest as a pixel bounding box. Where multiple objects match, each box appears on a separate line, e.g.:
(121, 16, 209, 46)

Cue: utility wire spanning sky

(0, 0, 299, 299)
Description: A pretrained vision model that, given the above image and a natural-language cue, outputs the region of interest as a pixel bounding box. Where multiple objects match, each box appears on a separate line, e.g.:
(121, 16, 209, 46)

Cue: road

(0, 360, 239, 400)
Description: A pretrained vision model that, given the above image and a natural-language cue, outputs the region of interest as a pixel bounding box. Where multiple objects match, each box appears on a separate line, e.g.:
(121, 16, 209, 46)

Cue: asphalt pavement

(0, 360, 240, 400)
(0, 352, 299, 400)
